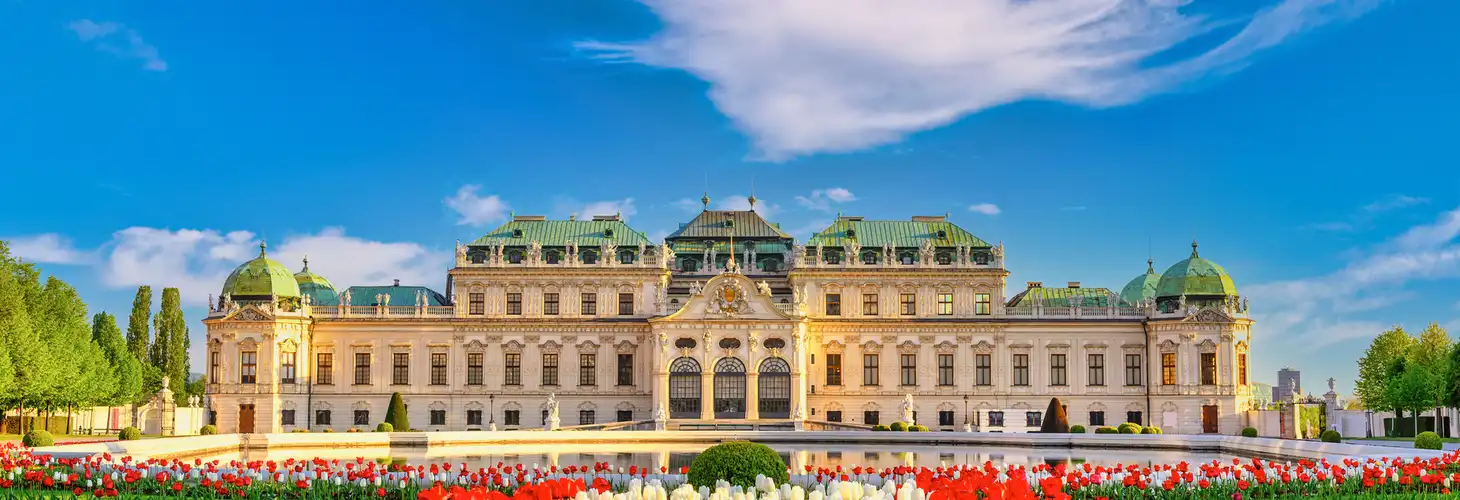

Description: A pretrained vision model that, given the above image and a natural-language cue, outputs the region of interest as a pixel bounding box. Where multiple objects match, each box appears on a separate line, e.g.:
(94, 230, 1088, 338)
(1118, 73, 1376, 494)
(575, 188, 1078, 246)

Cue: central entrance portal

(714, 358, 747, 418)
(758, 357, 792, 418)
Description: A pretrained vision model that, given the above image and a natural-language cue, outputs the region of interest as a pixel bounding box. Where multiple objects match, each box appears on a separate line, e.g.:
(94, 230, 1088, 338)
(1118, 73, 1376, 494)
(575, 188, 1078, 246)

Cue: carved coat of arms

(708, 280, 753, 317)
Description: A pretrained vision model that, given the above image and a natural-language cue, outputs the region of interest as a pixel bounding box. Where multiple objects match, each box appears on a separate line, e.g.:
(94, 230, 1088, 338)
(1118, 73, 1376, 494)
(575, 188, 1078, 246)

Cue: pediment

(225, 305, 273, 322)
(656, 273, 795, 322)
(1187, 308, 1233, 324)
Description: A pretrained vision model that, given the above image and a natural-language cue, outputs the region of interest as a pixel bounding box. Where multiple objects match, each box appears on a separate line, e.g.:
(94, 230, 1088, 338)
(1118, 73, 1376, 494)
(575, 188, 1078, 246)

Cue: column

(700, 370, 714, 420)
(746, 372, 760, 420)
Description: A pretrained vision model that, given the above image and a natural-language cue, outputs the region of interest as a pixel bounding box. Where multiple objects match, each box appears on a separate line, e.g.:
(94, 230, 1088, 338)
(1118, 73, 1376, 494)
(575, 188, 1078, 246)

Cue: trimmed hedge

(1070, 425, 1086, 433)
(1117, 422, 1143, 434)
(871, 424, 890, 431)
(119, 427, 141, 441)
(1319, 430, 1341, 443)
(1094, 427, 1117, 434)
(1143, 426, 1163, 435)
(889, 422, 908, 431)
(22, 430, 53, 447)
(385, 393, 410, 437)
(909, 425, 929, 432)
(199, 425, 217, 435)
(377, 422, 394, 433)
(1241, 427, 1259, 438)
(1039, 397, 1069, 433)
(1415, 431, 1443, 450)
(687, 442, 788, 488)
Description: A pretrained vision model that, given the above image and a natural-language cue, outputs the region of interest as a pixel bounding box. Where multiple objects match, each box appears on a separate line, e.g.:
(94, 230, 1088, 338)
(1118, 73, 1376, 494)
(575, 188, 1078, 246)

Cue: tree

(1446, 342, 1460, 409)
(0, 243, 55, 428)
(1386, 357, 1436, 437)
(1356, 325, 1415, 434)
(34, 277, 115, 433)
(125, 286, 152, 364)
(1411, 323, 1454, 422)
(93, 312, 143, 405)
(151, 287, 189, 393)
(385, 392, 409, 431)
(1039, 397, 1069, 433)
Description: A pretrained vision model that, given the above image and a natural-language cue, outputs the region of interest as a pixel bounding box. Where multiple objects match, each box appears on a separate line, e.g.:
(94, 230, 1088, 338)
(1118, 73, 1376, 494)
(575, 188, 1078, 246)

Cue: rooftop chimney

(1027, 281, 1043, 288)
(393, 279, 400, 287)
(1067, 281, 1081, 288)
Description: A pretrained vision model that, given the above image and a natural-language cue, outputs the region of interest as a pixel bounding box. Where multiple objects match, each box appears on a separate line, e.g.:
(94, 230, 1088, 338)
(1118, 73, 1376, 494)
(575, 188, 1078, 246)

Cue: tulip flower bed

(0, 443, 1458, 499)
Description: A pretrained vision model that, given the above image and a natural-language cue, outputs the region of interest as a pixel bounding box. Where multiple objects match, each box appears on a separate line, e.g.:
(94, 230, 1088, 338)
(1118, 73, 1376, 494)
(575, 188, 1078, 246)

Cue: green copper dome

(294, 256, 338, 305)
(1119, 259, 1161, 306)
(220, 242, 301, 300)
(1155, 241, 1237, 299)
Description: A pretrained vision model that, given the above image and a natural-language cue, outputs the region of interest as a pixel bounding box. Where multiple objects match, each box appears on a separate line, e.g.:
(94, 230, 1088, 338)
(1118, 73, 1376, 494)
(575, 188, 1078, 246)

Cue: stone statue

(845, 243, 860, 264)
(757, 281, 772, 297)
(884, 244, 895, 265)
(653, 406, 667, 422)
(208, 294, 214, 312)
(814, 243, 824, 265)
(545, 393, 561, 430)
(658, 331, 670, 356)
(1178, 294, 1187, 311)
(341, 290, 352, 307)
(602, 242, 617, 265)
(1327, 377, 1336, 393)
(528, 240, 543, 264)
(1241, 297, 1249, 313)
(792, 405, 805, 420)
(789, 244, 805, 268)
(689, 281, 704, 296)
(919, 240, 935, 263)
(900, 394, 915, 424)
(381, 293, 391, 307)
(456, 240, 467, 266)
(161, 375, 171, 391)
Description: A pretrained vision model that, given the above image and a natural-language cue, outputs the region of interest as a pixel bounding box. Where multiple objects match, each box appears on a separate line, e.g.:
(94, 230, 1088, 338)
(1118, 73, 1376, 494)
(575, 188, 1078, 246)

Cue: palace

(204, 196, 1255, 434)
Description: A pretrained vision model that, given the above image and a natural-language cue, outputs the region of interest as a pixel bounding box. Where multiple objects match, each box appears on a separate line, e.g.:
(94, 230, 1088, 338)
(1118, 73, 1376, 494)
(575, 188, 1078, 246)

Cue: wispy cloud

(555, 197, 638, 221)
(579, 0, 1382, 159)
(68, 19, 168, 72)
(794, 188, 856, 212)
(717, 194, 779, 220)
(444, 185, 511, 227)
(1363, 194, 1429, 213)
(968, 203, 1001, 216)
(1307, 194, 1430, 232)
(5, 234, 89, 264)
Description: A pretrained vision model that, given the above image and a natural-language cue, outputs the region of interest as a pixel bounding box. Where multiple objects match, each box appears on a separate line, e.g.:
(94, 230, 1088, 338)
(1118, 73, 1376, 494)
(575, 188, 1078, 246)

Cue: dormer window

(974, 252, 990, 265)
(900, 253, 915, 265)
(545, 251, 561, 265)
(936, 252, 952, 265)
(581, 250, 598, 265)
(507, 250, 524, 264)
(861, 251, 878, 265)
(618, 251, 634, 264)
(846, 229, 856, 238)
(604, 228, 614, 238)
(825, 251, 842, 265)
(511, 229, 524, 238)
(470, 253, 485, 264)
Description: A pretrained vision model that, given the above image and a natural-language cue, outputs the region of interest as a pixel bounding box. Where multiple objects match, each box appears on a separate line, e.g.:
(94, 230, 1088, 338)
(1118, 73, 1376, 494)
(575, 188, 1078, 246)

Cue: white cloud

(968, 203, 1001, 216)
(580, 0, 1382, 159)
(795, 188, 856, 212)
(445, 185, 511, 227)
(5, 234, 89, 264)
(717, 194, 778, 220)
(670, 198, 703, 212)
(1364, 194, 1429, 213)
(68, 19, 168, 72)
(267, 228, 449, 292)
(558, 197, 638, 221)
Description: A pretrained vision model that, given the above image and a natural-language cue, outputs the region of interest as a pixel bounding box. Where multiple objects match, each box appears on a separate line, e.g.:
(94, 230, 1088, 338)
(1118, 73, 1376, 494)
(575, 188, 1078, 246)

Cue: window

(467, 410, 483, 426)
(827, 411, 842, 422)
(617, 410, 633, 422)
(825, 251, 841, 264)
(864, 411, 880, 425)
(937, 293, 953, 315)
(988, 411, 1005, 427)
(1051, 354, 1067, 386)
(281, 409, 295, 426)
(862, 293, 878, 315)
(392, 353, 410, 385)
(430, 353, 447, 386)
(209, 352, 220, 384)
(1013, 354, 1029, 386)
(1026, 411, 1043, 427)
(937, 353, 954, 386)
(508, 251, 523, 264)
(581, 251, 598, 265)
(315, 410, 331, 426)
(353, 410, 369, 426)
(862, 354, 879, 386)
(1125, 354, 1143, 386)
(316, 353, 333, 385)
(900, 254, 914, 265)
(579, 410, 595, 425)
(354, 353, 371, 385)
(504, 353, 521, 386)
(617, 293, 634, 315)
(542, 353, 559, 386)
(617, 354, 634, 386)
(861, 252, 877, 265)
(1237, 353, 1248, 385)
(975, 253, 989, 265)
(1201, 352, 1217, 385)
(936, 252, 951, 265)
(546, 251, 561, 265)
(1127, 411, 1143, 426)
(900, 293, 916, 315)
(580, 353, 597, 386)
(1089, 411, 1105, 426)
(506, 293, 522, 315)
(504, 410, 520, 426)
(430, 410, 446, 426)
(280, 352, 297, 384)
(1161, 352, 1177, 386)
(1088, 354, 1105, 386)
(825, 293, 841, 316)
(900, 354, 917, 386)
(619, 251, 634, 265)
(581, 293, 597, 315)
(825, 354, 842, 386)
(467, 353, 483, 386)
(975, 293, 991, 315)
(469, 293, 484, 315)
(240, 351, 257, 384)
(975, 354, 991, 386)
(543, 293, 559, 315)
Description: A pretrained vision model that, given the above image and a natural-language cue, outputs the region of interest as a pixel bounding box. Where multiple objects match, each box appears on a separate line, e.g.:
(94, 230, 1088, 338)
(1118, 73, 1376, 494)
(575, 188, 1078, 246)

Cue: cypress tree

(1039, 397, 1070, 433)
(385, 392, 410, 431)
(154, 288, 188, 388)
(93, 312, 143, 405)
(125, 286, 152, 363)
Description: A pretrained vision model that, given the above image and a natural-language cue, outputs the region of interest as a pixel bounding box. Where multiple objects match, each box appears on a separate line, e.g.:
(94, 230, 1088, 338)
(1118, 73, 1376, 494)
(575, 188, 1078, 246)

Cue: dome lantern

(1154, 240, 1237, 309)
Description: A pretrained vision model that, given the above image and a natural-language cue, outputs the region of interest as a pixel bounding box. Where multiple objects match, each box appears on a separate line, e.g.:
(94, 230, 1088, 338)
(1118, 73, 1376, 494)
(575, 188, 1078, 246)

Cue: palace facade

(205, 196, 1255, 434)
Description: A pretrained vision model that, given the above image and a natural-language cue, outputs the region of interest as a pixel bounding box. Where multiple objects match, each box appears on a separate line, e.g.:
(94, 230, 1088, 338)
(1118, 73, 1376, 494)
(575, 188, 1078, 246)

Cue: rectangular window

(900, 354, 917, 386)
(506, 293, 523, 315)
(937, 293, 953, 315)
(430, 352, 447, 386)
(392, 353, 410, 385)
(1089, 411, 1105, 426)
(617, 293, 634, 315)
(581, 293, 597, 315)
(862, 354, 879, 386)
(1161, 352, 1177, 386)
(1201, 352, 1217, 385)
(542, 353, 559, 386)
(467, 353, 483, 386)
(1013, 354, 1029, 386)
(316, 353, 333, 385)
(580, 353, 597, 386)
(353, 410, 369, 426)
(469, 293, 484, 315)
(240, 351, 257, 384)
(900, 293, 916, 315)
(1127, 411, 1143, 426)
(430, 410, 446, 426)
(1088, 354, 1105, 386)
(939, 411, 955, 426)
(504, 410, 521, 426)
(1125, 354, 1143, 386)
(825, 293, 841, 316)
(825, 354, 842, 386)
(504, 353, 521, 386)
(354, 353, 371, 385)
(209, 351, 220, 384)
(975, 293, 991, 315)
(543, 292, 559, 315)
(315, 410, 331, 426)
(826, 411, 842, 422)
(280, 351, 297, 384)
(862, 293, 878, 315)
(988, 411, 1005, 427)
(976, 354, 992, 386)
(281, 409, 295, 426)
(1026, 411, 1043, 427)
(937, 353, 954, 386)
(467, 410, 483, 426)
(617, 354, 634, 386)
(1237, 353, 1248, 386)
(1051, 354, 1067, 386)
(617, 410, 633, 422)
(864, 411, 880, 425)
(579, 410, 595, 425)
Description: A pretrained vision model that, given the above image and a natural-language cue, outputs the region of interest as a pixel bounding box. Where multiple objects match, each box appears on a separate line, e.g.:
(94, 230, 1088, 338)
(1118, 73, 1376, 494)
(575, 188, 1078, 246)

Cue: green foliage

(151, 288, 189, 390)
(1069, 425, 1086, 433)
(1298, 405, 1327, 439)
(21, 429, 53, 447)
(1094, 427, 1117, 434)
(871, 424, 889, 431)
(1319, 430, 1341, 443)
(1357, 326, 1415, 417)
(687, 441, 788, 488)
(1117, 422, 1143, 434)
(199, 425, 217, 435)
(125, 286, 152, 364)
(119, 427, 141, 441)
(889, 422, 907, 431)
(385, 393, 410, 433)
(0, 244, 52, 411)
(909, 424, 928, 432)
(1387, 359, 1437, 436)
(1447, 342, 1460, 409)
(1242, 427, 1259, 438)
(92, 312, 143, 405)
(1040, 397, 1069, 433)
(1143, 426, 1163, 434)
(1414, 431, 1443, 450)
(376, 422, 394, 433)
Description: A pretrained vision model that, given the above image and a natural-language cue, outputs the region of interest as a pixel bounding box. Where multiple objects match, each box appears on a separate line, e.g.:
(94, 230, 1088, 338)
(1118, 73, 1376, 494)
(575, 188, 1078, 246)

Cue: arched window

(861, 251, 878, 265)
(681, 258, 699, 272)
(507, 250, 524, 264)
(618, 251, 635, 264)
(758, 358, 791, 418)
(545, 251, 561, 265)
(713, 358, 747, 418)
(581, 250, 598, 265)
(935, 252, 951, 265)
(669, 357, 702, 418)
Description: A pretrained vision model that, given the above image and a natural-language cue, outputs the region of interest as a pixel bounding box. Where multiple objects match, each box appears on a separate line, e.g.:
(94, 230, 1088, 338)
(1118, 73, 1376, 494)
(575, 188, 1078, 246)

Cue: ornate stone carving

(898, 341, 919, 354)
(707, 279, 753, 317)
(935, 341, 956, 354)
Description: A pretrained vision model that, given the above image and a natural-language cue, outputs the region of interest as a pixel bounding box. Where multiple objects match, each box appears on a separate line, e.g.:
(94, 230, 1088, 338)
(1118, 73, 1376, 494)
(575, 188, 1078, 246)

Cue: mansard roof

(666, 210, 792, 240)
(1006, 284, 1118, 308)
(340, 283, 449, 306)
(470, 215, 651, 247)
(806, 215, 992, 248)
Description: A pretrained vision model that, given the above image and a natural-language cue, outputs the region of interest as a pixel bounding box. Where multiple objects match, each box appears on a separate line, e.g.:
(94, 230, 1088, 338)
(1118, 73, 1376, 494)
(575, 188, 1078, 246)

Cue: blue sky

(2, 0, 1457, 397)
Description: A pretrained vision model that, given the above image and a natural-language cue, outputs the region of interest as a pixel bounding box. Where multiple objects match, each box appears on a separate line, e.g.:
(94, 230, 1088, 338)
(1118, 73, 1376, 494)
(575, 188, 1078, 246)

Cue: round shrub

(1415, 431, 1443, 450)
(910, 425, 929, 432)
(347, 428, 361, 433)
(1094, 426, 1117, 434)
(1143, 426, 1163, 435)
(323, 428, 335, 433)
(1117, 423, 1143, 434)
(872, 424, 889, 431)
(22, 430, 54, 447)
(291, 429, 310, 433)
(199, 425, 217, 435)
(119, 427, 141, 441)
(1319, 430, 1341, 443)
(1241, 427, 1258, 438)
(376, 422, 394, 433)
(1070, 425, 1086, 434)
(889, 422, 908, 432)
(687, 441, 788, 488)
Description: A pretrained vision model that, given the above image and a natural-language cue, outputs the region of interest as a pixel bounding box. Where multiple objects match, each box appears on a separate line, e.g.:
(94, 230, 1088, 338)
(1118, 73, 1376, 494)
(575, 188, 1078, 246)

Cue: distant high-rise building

(1275, 367, 1301, 401)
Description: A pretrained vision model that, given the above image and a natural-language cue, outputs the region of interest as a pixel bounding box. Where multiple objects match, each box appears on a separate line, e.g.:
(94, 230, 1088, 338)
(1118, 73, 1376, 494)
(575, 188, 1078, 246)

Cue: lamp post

(963, 395, 971, 432)
(489, 394, 496, 426)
